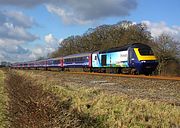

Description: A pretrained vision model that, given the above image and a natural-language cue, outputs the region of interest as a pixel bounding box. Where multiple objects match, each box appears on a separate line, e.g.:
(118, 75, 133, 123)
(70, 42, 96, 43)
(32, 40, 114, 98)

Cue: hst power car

(91, 43, 158, 75)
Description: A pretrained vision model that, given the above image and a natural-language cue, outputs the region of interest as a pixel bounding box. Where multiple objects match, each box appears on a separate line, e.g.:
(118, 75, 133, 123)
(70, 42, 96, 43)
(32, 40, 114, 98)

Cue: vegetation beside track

(11, 70, 179, 127)
(5, 70, 106, 128)
(1, 69, 180, 127)
(0, 70, 8, 128)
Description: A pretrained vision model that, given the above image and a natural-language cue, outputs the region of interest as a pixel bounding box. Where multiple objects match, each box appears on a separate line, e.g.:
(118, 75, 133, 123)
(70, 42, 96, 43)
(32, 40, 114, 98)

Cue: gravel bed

(32, 71, 180, 105)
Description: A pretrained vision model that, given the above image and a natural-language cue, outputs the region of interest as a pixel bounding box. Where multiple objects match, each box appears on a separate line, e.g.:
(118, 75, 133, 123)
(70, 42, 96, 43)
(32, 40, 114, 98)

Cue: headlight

(141, 61, 146, 63)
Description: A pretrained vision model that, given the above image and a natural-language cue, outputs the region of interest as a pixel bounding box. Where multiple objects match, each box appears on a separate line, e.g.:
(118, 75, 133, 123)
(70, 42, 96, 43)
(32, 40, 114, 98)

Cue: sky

(0, 0, 179, 63)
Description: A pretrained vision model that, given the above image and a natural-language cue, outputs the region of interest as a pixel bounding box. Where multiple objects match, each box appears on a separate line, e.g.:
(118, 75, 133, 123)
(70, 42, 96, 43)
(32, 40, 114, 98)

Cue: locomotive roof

(63, 52, 91, 59)
(100, 43, 151, 53)
(47, 57, 62, 61)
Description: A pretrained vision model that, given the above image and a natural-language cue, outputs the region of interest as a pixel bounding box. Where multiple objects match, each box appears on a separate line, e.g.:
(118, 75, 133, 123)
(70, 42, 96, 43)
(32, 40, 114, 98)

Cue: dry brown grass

(5, 70, 106, 128)
(3, 69, 180, 127)
(0, 70, 8, 128)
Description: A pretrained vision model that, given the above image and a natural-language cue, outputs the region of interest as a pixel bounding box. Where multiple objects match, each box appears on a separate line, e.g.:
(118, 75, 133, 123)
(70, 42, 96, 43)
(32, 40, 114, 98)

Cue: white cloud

(0, 0, 138, 25)
(142, 21, 180, 41)
(0, 10, 38, 41)
(46, 0, 137, 24)
(3, 10, 35, 28)
(0, 43, 32, 62)
(0, 10, 38, 62)
(44, 33, 57, 44)
(44, 33, 62, 53)
(46, 4, 92, 25)
(0, 0, 48, 8)
(0, 22, 38, 41)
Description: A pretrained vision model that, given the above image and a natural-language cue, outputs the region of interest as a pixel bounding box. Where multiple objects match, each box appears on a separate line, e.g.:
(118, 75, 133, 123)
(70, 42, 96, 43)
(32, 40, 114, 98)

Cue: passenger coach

(63, 53, 92, 70)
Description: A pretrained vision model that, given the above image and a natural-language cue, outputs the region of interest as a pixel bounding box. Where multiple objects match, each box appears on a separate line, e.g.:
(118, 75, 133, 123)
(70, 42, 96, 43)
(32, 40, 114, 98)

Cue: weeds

(40, 77, 180, 128)
(3, 70, 180, 127)
(5, 70, 106, 128)
(0, 70, 8, 128)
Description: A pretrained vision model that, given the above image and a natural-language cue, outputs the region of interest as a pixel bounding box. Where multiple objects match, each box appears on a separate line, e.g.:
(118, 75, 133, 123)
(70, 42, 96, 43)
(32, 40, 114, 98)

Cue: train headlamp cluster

(141, 61, 146, 63)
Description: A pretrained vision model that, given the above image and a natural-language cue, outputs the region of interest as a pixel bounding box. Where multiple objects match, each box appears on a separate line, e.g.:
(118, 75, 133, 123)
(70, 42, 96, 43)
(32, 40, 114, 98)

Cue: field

(0, 70, 7, 128)
(1, 69, 180, 127)
(20, 70, 180, 127)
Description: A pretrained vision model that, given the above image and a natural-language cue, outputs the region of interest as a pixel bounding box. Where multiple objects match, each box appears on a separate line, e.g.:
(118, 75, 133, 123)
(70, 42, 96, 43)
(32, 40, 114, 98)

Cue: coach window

(56, 60, 60, 64)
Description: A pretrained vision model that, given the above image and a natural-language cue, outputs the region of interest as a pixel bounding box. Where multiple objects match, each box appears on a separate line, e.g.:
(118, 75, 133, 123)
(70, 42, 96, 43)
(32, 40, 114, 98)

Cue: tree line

(49, 21, 180, 76)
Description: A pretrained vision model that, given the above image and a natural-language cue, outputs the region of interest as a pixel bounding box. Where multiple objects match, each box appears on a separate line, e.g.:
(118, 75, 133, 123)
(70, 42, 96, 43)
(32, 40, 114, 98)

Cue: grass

(43, 84, 180, 128)
(5, 70, 180, 127)
(0, 70, 8, 128)
(5, 70, 106, 128)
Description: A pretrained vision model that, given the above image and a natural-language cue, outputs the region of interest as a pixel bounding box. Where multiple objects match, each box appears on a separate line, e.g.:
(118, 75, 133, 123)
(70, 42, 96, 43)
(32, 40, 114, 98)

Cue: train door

(128, 48, 135, 67)
(101, 55, 107, 66)
(92, 53, 101, 67)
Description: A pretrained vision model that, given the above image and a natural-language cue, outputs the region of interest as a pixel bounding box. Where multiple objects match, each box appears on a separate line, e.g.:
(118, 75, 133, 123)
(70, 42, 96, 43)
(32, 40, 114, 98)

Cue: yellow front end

(134, 48, 157, 61)
(133, 48, 158, 75)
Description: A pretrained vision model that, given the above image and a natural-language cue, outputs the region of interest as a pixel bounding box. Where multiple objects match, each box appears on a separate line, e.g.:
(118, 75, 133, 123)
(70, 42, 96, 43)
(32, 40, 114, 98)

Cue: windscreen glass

(138, 48, 154, 55)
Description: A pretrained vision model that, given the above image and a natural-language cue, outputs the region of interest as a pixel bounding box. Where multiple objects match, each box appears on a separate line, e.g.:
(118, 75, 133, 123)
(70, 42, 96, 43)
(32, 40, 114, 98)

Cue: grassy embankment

(41, 81, 180, 127)
(4, 70, 180, 127)
(0, 70, 8, 128)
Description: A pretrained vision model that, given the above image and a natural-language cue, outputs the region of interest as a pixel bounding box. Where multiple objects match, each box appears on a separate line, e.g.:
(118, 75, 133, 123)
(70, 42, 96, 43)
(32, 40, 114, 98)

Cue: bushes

(5, 71, 105, 128)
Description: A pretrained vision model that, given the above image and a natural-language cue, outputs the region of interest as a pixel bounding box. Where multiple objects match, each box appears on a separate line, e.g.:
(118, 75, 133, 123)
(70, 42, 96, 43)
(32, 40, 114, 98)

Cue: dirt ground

(29, 70, 180, 105)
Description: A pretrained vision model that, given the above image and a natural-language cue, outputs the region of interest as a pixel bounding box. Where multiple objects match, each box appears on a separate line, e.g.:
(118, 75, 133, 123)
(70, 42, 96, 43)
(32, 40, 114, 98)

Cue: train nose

(140, 60, 158, 74)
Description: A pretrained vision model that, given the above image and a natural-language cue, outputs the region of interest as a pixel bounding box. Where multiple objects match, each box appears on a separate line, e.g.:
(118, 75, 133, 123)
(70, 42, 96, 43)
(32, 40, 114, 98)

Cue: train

(11, 43, 158, 75)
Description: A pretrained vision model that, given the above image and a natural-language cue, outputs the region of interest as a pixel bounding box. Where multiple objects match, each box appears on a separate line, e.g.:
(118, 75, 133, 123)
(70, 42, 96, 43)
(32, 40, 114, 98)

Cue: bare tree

(49, 21, 152, 57)
(152, 34, 180, 75)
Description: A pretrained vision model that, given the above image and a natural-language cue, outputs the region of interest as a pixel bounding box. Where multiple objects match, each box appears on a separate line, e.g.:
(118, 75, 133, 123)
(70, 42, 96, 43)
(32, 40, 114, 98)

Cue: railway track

(66, 71, 180, 81)
(8, 67, 180, 81)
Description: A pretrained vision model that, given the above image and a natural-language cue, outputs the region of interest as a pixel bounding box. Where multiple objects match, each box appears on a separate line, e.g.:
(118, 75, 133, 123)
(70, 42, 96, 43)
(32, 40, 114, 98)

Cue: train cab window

(138, 48, 154, 55)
